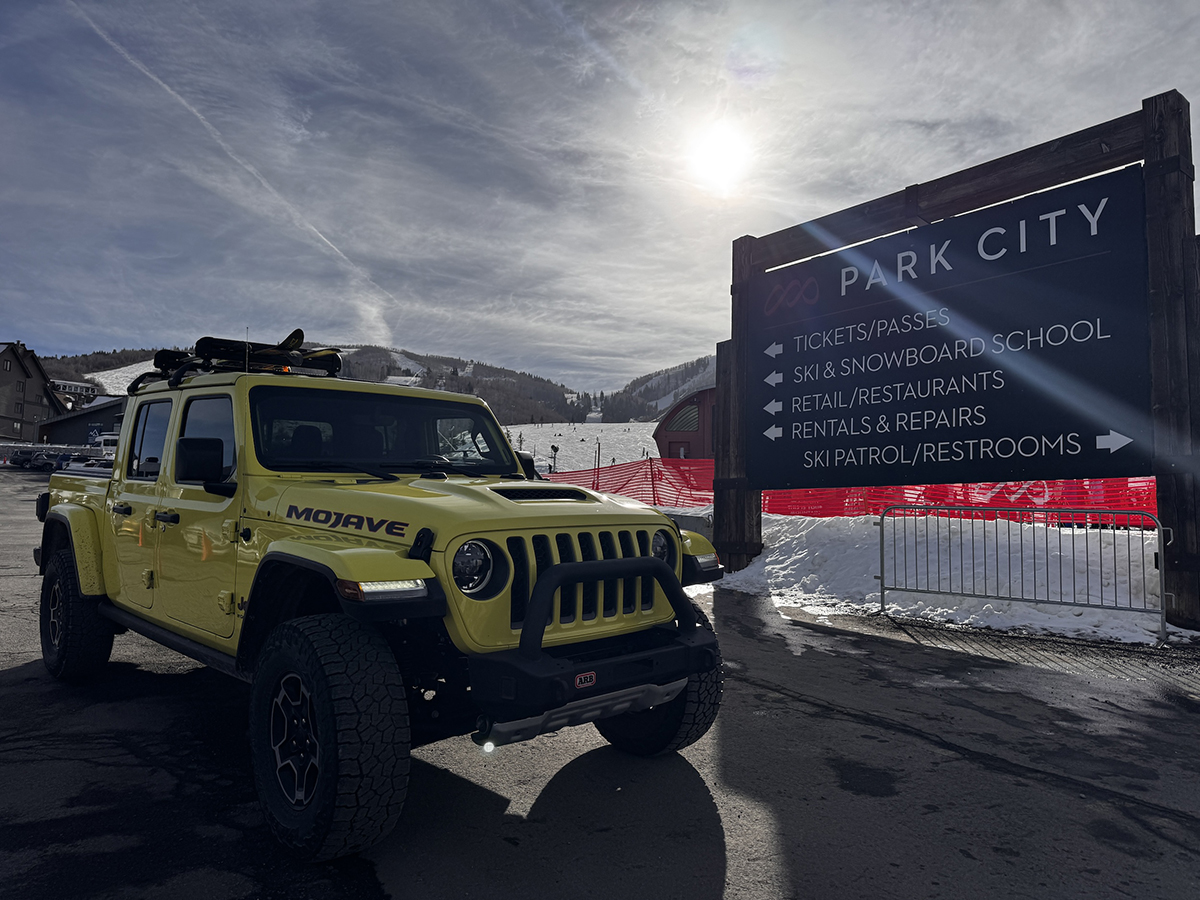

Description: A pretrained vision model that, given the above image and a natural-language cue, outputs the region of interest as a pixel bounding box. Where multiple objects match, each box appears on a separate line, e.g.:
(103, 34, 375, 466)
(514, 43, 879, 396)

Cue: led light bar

(336, 579, 428, 602)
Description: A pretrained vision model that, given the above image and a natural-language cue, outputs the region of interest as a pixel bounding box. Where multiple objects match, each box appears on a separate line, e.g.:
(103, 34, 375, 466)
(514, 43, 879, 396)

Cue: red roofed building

(653, 388, 716, 460)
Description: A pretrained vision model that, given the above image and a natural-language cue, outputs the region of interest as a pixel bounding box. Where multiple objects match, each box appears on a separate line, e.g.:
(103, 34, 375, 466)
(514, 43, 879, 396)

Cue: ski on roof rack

(128, 329, 342, 394)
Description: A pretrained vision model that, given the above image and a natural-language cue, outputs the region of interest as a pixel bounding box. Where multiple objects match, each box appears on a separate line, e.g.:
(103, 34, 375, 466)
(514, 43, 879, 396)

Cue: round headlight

(652, 529, 675, 564)
(453, 540, 494, 595)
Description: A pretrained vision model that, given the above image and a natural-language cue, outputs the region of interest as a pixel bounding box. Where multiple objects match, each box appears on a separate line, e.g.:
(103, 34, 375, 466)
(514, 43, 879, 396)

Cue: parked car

(30, 452, 57, 472)
(6, 449, 35, 468)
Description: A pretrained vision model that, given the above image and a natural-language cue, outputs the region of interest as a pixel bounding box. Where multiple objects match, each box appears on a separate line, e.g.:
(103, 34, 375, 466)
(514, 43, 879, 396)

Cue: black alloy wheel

(270, 672, 322, 807)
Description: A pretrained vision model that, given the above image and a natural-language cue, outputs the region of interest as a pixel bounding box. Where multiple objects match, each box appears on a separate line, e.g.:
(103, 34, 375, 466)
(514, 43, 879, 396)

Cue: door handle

(155, 511, 180, 525)
(112, 504, 133, 516)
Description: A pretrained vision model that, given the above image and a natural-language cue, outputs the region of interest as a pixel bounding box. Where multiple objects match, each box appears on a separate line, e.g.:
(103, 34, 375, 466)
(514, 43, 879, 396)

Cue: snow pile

(704, 512, 1180, 645)
(507, 422, 659, 472)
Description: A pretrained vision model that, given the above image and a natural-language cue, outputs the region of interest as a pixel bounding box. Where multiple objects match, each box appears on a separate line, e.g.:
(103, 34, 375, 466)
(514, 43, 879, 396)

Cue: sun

(687, 120, 753, 197)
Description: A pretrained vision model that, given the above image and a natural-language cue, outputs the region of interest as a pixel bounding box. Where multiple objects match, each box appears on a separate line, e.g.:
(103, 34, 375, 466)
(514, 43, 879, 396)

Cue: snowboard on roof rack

(129, 329, 342, 394)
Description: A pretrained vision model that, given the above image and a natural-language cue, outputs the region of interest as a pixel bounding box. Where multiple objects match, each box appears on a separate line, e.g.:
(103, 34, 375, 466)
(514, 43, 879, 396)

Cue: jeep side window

(127, 400, 173, 480)
(178, 395, 237, 480)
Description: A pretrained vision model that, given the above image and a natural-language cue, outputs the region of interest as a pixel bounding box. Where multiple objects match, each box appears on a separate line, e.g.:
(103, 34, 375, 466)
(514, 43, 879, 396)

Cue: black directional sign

(746, 166, 1153, 489)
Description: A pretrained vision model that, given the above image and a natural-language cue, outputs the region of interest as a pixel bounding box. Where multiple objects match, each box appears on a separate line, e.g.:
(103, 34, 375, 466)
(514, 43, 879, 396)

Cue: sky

(2, 0, 1199, 391)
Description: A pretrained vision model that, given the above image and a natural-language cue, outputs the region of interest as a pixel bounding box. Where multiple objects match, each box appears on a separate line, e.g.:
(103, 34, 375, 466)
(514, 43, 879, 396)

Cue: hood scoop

(491, 487, 592, 502)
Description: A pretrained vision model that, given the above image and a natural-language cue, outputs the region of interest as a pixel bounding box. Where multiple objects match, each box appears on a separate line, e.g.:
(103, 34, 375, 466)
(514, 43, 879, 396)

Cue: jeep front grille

(504, 529, 663, 630)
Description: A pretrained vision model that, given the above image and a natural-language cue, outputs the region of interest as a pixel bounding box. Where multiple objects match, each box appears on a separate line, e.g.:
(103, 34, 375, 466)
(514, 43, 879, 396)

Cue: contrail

(67, 0, 394, 341)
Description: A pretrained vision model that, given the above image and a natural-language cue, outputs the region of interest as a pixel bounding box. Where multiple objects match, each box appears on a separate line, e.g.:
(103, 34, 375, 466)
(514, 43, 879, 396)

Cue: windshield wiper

(279, 459, 399, 482)
(390, 456, 501, 478)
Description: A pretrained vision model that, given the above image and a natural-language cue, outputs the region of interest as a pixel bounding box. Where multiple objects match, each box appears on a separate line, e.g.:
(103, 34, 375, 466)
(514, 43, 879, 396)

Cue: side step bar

(473, 678, 687, 748)
(97, 602, 248, 682)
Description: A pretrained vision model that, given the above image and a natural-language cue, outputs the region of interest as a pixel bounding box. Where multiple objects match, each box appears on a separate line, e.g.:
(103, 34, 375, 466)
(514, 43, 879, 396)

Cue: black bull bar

(518, 556, 699, 658)
(469, 556, 718, 730)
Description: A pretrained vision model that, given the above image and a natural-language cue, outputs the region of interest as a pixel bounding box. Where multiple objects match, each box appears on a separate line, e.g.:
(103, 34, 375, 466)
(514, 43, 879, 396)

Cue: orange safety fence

(546, 457, 1159, 517)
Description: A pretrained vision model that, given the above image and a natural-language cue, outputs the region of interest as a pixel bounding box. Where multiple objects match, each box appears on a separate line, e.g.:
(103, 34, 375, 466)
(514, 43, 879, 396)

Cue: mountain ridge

(39, 343, 717, 425)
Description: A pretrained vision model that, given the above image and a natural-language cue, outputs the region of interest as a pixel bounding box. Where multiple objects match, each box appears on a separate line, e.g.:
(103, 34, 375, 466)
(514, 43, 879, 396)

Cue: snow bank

(711, 513, 1184, 646)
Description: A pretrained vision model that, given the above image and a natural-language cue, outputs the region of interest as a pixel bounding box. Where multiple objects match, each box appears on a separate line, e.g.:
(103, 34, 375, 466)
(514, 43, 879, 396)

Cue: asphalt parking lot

(2, 466, 1200, 899)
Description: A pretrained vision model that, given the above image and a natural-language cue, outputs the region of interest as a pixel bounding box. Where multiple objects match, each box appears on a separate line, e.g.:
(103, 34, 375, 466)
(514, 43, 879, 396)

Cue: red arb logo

(575, 672, 596, 689)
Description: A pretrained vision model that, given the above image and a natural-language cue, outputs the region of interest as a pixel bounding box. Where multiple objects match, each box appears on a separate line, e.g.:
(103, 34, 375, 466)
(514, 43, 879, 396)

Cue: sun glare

(687, 120, 753, 197)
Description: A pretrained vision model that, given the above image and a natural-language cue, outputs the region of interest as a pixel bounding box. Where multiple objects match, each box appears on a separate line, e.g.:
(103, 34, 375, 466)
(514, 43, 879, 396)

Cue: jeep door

(156, 393, 239, 640)
(109, 398, 173, 610)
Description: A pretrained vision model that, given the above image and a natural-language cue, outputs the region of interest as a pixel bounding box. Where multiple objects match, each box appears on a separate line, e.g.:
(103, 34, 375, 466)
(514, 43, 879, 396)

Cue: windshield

(249, 385, 517, 477)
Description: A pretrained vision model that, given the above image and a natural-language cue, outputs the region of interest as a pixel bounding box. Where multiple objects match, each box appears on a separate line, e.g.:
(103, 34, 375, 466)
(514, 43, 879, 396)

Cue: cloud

(1, 0, 1199, 389)
(66, 0, 395, 344)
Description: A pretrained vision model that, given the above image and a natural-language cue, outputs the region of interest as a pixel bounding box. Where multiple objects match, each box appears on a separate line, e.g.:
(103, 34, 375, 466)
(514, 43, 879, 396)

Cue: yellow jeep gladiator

(33, 332, 723, 860)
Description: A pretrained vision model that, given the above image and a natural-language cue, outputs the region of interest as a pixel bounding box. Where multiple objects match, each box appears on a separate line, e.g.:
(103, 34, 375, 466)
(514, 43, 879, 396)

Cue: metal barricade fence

(877, 505, 1166, 643)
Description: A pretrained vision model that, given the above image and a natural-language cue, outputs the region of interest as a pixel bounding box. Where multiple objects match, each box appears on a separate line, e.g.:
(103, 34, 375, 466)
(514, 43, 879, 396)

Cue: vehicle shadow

(0, 658, 387, 900)
(708, 585, 1200, 899)
(373, 747, 726, 900)
(0, 651, 727, 900)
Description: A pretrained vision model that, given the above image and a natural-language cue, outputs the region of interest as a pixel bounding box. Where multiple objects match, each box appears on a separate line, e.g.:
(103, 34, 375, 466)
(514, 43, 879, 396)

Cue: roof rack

(127, 329, 342, 395)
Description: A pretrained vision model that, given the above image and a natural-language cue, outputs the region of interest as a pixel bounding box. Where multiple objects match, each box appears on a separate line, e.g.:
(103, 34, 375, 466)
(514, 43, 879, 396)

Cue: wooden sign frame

(714, 89, 1200, 629)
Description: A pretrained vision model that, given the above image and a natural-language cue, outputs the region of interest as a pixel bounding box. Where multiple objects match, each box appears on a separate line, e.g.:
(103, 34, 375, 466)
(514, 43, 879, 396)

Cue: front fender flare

(680, 529, 724, 585)
(252, 538, 439, 587)
(237, 540, 445, 675)
(41, 505, 106, 597)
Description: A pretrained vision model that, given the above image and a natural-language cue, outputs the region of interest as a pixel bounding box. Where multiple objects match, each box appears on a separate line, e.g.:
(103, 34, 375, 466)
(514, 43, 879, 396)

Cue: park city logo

(763, 276, 819, 317)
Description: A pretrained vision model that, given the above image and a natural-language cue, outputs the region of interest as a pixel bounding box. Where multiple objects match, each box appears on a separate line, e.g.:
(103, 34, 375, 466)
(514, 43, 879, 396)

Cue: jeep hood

(262, 477, 668, 551)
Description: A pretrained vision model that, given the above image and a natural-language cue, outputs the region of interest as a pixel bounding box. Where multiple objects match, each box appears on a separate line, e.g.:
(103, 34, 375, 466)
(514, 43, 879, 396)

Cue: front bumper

(467, 556, 719, 736)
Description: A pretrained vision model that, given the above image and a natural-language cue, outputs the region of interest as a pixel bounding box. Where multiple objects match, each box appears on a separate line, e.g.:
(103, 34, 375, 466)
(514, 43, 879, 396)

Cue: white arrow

(764, 370, 783, 387)
(764, 399, 783, 415)
(1096, 430, 1133, 453)
(764, 342, 784, 358)
(764, 425, 783, 441)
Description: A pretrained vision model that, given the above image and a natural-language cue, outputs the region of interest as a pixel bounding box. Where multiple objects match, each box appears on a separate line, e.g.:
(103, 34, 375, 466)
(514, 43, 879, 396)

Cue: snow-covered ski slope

(631, 355, 715, 411)
(84, 359, 156, 395)
(506, 422, 659, 472)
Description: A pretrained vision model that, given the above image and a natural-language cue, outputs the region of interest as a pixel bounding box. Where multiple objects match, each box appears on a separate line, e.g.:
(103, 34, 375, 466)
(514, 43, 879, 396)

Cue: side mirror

(176, 437, 237, 497)
(515, 450, 541, 480)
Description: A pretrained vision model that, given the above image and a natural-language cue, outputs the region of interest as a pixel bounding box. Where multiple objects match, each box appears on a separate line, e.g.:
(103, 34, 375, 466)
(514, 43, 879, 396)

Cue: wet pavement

(2, 467, 1199, 899)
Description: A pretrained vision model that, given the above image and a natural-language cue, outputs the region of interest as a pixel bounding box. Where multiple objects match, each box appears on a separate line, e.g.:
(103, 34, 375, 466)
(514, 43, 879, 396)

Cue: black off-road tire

(40, 549, 114, 680)
(594, 601, 723, 756)
(250, 615, 410, 861)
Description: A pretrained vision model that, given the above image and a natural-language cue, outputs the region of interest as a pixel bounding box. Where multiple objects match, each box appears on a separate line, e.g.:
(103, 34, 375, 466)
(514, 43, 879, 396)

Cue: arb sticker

(575, 672, 596, 689)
